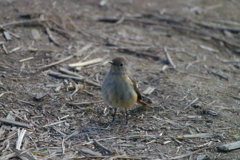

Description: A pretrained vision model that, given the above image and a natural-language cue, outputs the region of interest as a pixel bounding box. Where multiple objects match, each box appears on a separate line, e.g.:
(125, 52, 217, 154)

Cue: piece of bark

(0, 111, 15, 136)
(142, 87, 155, 96)
(0, 117, 31, 128)
(3, 31, 11, 41)
(33, 92, 48, 101)
(80, 149, 102, 156)
(177, 133, 218, 139)
(217, 141, 240, 152)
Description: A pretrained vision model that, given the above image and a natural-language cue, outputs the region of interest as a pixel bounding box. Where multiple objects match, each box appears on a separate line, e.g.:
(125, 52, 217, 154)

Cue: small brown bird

(102, 57, 147, 124)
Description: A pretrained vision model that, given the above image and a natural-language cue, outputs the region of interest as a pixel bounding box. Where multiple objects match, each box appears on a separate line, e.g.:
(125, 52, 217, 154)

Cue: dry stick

(82, 156, 142, 160)
(0, 26, 20, 39)
(1, 44, 8, 54)
(39, 43, 92, 70)
(185, 57, 200, 70)
(43, 120, 66, 127)
(0, 19, 46, 29)
(39, 55, 73, 70)
(59, 67, 82, 77)
(68, 101, 103, 106)
(69, 58, 103, 67)
(0, 117, 31, 128)
(170, 144, 219, 159)
(46, 27, 61, 46)
(12, 148, 37, 160)
(48, 71, 101, 87)
(204, 65, 228, 80)
(118, 48, 160, 60)
(0, 111, 16, 136)
(80, 149, 101, 156)
(184, 97, 199, 110)
(97, 17, 240, 49)
(163, 47, 176, 69)
(191, 19, 240, 32)
(93, 139, 113, 155)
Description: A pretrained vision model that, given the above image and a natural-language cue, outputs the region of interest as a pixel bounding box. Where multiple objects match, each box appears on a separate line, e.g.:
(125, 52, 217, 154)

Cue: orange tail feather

(138, 99, 148, 106)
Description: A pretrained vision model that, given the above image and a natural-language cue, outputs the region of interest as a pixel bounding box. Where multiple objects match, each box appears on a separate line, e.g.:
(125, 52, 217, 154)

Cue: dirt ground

(0, 0, 240, 159)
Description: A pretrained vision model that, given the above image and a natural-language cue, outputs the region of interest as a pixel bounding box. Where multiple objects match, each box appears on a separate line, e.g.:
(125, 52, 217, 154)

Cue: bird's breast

(102, 74, 138, 108)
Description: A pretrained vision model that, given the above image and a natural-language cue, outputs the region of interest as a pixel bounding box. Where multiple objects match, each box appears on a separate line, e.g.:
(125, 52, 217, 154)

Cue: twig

(221, 59, 240, 63)
(52, 127, 67, 137)
(80, 156, 142, 159)
(0, 117, 31, 128)
(69, 58, 103, 67)
(39, 44, 92, 70)
(67, 101, 103, 106)
(0, 19, 46, 29)
(17, 99, 35, 106)
(48, 71, 101, 87)
(93, 139, 113, 154)
(1, 43, 8, 54)
(163, 47, 176, 69)
(97, 17, 240, 49)
(9, 47, 21, 53)
(46, 27, 61, 46)
(184, 97, 199, 110)
(185, 57, 200, 70)
(152, 116, 185, 128)
(180, 71, 210, 80)
(118, 48, 160, 60)
(19, 57, 34, 62)
(59, 67, 82, 77)
(39, 55, 73, 70)
(170, 144, 219, 159)
(43, 120, 66, 127)
(12, 148, 37, 160)
(80, 149, 101, 156)
(204, 65, 228, 80)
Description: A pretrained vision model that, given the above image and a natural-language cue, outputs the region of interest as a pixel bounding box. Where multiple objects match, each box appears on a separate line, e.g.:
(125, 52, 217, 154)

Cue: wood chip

(142, 87, 155, 95)
(80, 149, 102, 156)
(31, 29, 41, 40)
(217, 141, 240, 152)
(3, 31, 11, 41)
(33, 92, 48, 101)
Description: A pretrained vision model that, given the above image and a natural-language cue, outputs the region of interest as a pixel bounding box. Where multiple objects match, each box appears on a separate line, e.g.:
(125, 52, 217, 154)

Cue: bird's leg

(111, 108, 117, 123)
(125, 108, 129, 125)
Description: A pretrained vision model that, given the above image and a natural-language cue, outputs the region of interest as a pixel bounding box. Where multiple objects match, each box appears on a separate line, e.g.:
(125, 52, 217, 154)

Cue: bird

(102, 57, 147, 124)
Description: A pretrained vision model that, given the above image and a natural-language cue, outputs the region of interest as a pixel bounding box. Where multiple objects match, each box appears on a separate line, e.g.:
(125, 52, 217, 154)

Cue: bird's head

(109, 57, 128, 74)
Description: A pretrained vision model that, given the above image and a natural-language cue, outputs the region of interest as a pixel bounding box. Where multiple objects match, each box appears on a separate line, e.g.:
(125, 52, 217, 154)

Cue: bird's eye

(120, 63, 124, 66)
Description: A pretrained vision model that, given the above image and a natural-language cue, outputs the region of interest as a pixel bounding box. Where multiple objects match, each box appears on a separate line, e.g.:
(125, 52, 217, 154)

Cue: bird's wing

(129, 76, 148, 106)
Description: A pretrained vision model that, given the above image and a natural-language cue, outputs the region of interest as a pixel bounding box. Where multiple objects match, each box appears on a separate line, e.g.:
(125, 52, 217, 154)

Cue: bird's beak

(109, 61, 113, 65)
